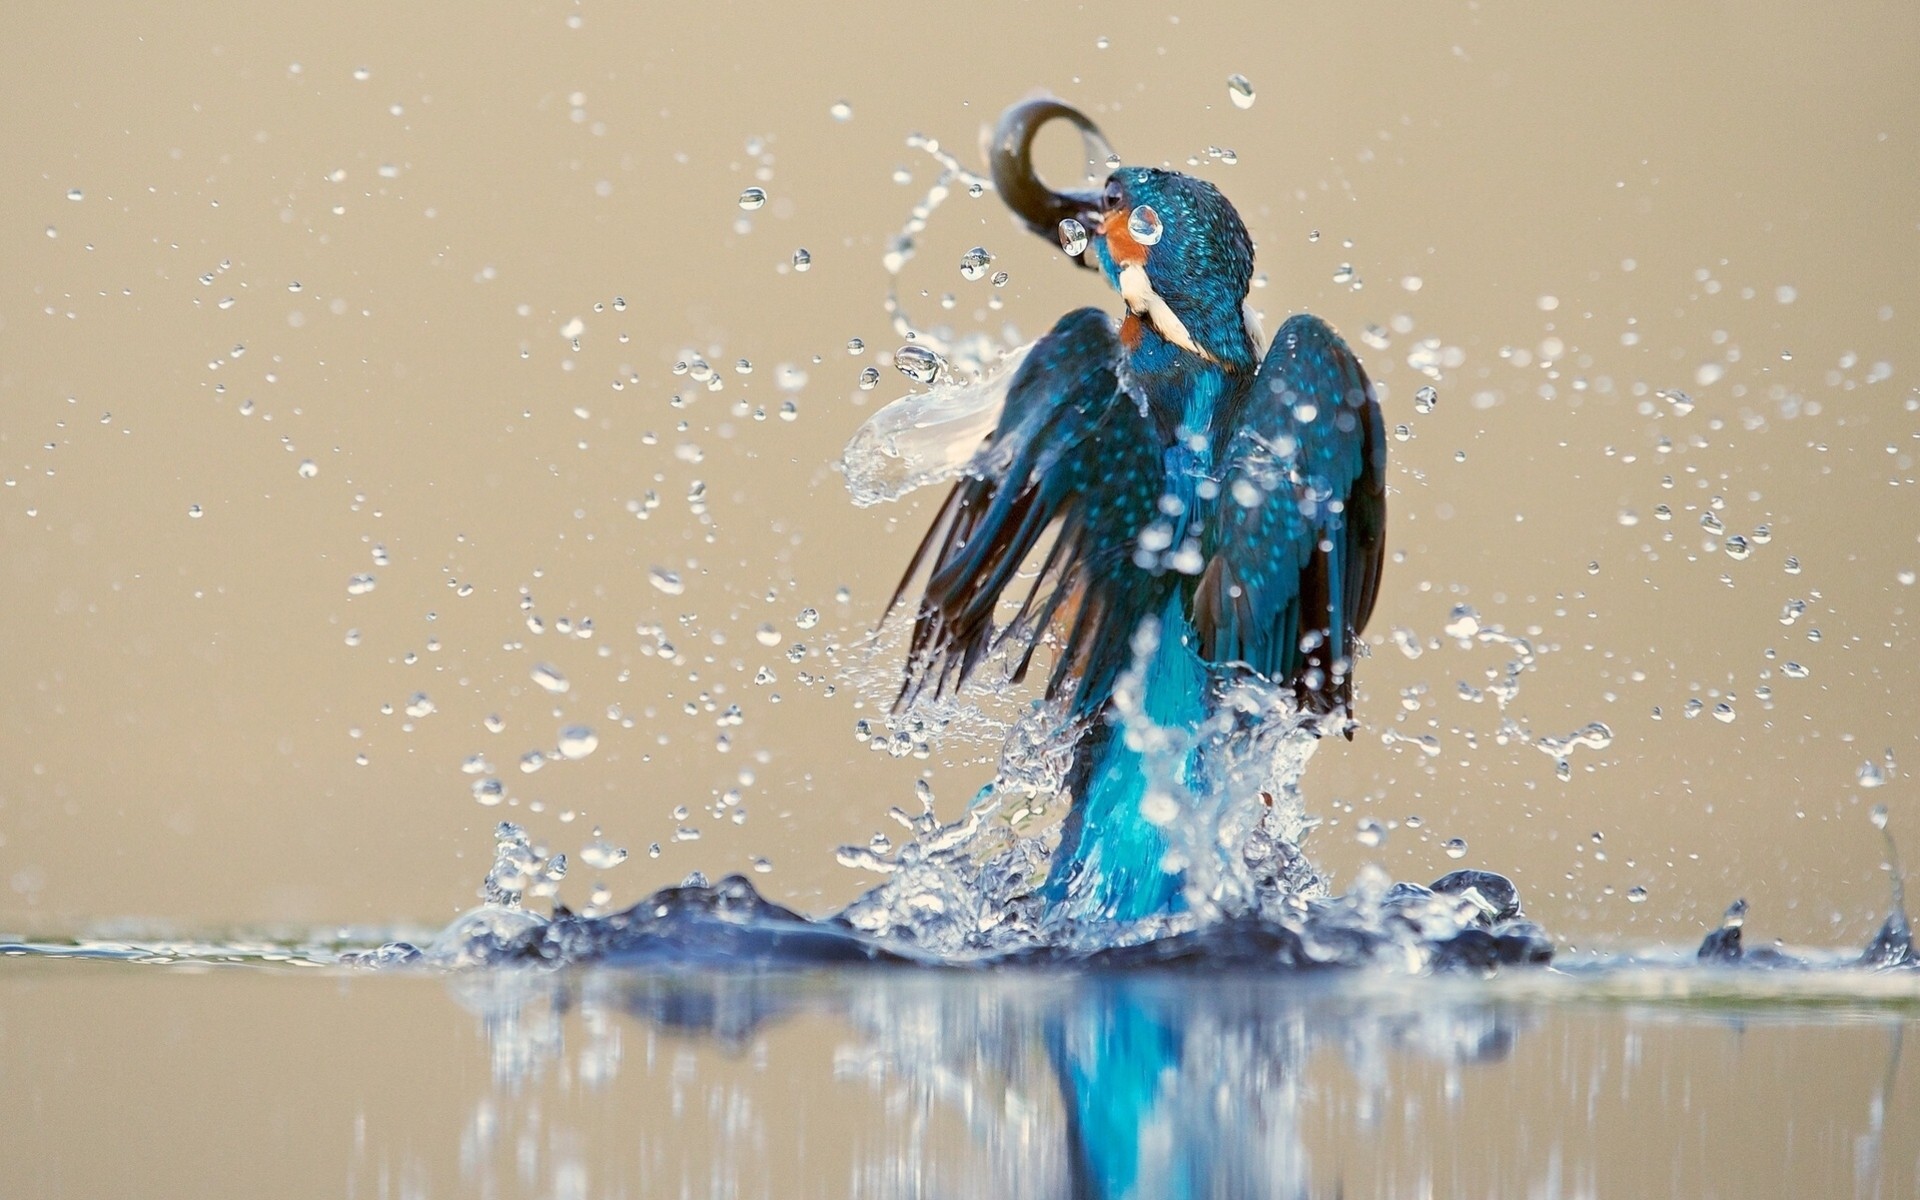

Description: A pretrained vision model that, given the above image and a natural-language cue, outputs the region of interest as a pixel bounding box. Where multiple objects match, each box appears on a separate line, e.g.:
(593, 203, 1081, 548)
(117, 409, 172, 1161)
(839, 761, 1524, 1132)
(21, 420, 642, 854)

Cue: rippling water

(4, 933, 1916, 1198)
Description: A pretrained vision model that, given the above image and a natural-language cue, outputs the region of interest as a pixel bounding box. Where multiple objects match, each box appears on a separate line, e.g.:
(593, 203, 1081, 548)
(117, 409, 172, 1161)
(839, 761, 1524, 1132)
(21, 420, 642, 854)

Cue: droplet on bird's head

(1057, 218, 1088, 257)
(1128, 205, 1164, 246)
(1227, 74, 1256, 109)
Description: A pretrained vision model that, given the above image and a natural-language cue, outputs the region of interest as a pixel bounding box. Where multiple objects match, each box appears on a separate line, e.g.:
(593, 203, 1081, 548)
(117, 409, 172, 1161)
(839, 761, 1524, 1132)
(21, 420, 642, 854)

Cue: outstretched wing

(1195, 313, 1386, 722)
(893, 307, 1165, 719)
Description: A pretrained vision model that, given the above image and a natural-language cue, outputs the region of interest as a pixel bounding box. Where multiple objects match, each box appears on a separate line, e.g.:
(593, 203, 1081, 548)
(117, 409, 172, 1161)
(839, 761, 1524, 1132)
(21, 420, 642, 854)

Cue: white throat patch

(1118, 264, 1211, 361)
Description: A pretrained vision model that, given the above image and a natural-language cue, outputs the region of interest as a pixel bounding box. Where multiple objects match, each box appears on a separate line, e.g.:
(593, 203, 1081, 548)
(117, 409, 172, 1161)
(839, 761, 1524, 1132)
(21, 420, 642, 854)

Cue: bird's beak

(989, 97, 1112, 271)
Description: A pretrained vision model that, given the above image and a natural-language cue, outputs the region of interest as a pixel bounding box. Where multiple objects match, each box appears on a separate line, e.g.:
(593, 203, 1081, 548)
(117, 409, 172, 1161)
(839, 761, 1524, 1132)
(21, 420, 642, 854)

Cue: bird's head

(990, 98, 1257, 366)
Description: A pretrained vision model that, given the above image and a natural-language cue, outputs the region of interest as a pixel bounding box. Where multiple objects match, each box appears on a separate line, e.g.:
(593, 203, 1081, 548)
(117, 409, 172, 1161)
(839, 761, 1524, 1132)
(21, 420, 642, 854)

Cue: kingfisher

(886, 98, 1386, 927)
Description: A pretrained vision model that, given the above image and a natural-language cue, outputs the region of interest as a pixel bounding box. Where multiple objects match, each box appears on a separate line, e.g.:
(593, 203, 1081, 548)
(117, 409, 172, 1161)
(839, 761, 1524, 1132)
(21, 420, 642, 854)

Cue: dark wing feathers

(1197, 313, 1386, 721)
(894, 308, 1163, 719)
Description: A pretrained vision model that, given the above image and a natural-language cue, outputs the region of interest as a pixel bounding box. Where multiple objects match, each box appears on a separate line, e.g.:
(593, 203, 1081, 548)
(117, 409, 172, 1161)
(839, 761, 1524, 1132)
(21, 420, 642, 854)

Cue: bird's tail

(1041, 601, 1209, 924)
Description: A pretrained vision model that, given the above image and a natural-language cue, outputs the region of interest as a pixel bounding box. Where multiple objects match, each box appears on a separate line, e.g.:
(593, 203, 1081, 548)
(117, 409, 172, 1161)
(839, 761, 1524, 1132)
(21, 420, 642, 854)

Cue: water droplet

(737, 187, 767, 211)
(1442, 605, 1481, 640)
(1724, 535, 1751, 560)
(791, 247, 811, 271)
(1750, 523, 1772, 545)
(1057, 218, 1088, 257)
(795, 607, 820, 630)
(959, 246, 993, 281)
(66, 188, 83, 202)
(892, 344, 945, 384)
(1858, 760, 1888, 789)
(519, 750, 547, 774)
(1870, 804, 1889, 831)
(1627, 886, 1649, 904)
(857, 365, 881, 390)
(472, 778, 505, 806)
(1414, 386, 1437, 414)
(1712, 702, 1736, 723)
(404, 692, 435, 718)
(531, 663, 570, 694)
(829, 100, 852, 122)
(1657, 389, 1695, 416)
(581, 831, 627, 870)
(187, 504, 203, 519)
(1783, 556, 1801, 574)
(557, 725, 599, 760)
(297, 459, 319, 479)
(649, 566, 685, 595)
(1127, 205, 1164, 246)
(346, 574, 378, 596)
(1443, 838, 1468, 860)
(1226, 73, 1256, 109)
(1781, 661, 1810, 679)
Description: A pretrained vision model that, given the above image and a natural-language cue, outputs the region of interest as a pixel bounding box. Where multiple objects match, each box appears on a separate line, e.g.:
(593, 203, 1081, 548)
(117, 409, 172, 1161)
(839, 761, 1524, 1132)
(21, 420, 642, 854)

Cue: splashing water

(396, 109, 1917, 984)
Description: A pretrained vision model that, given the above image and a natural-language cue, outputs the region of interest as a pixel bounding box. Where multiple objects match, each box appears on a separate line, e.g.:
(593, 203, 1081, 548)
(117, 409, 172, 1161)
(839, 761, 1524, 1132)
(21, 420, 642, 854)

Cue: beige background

(2, 1, 1916, 946)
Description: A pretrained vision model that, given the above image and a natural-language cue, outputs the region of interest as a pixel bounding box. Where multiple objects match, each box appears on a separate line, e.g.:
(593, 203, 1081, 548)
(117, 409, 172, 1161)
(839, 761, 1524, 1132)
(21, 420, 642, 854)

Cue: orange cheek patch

(1102, 209, 1148, 268)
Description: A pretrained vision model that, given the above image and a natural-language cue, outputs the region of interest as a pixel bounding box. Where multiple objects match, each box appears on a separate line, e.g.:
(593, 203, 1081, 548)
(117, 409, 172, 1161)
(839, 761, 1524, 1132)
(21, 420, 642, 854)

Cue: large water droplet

(1226, 73, 1256, 109)
(558, 725, 599, 760)
(581, 830, 627, 870)
(649, 566, 685, 595)
(1057, 218, 1088, 257)
(959, 246, 993, 281)
(1127, 205, 1164, 247)
(737, 187, 767, 211)
(892, 344, 945, 384)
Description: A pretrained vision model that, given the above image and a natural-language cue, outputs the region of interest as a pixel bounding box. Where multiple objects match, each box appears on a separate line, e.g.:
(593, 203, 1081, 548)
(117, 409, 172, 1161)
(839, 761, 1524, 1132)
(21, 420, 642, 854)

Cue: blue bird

(890, 99, 1386, 925)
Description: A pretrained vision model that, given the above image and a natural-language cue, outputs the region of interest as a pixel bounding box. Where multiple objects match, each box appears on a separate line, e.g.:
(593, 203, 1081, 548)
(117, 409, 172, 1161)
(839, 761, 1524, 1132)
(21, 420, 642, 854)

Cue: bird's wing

(893, 307, 1165, 718)
(1195, 313, 1386, 720)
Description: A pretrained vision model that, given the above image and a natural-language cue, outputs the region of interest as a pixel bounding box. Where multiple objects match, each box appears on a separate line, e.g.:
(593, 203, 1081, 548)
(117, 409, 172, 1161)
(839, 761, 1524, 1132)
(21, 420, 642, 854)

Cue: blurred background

(2, 0, 1914, 947)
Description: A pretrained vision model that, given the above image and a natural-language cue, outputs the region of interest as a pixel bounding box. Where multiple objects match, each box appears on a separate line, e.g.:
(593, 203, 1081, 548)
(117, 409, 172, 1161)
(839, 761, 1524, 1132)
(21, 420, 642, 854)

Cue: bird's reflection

(446, 967, 1527, 1199)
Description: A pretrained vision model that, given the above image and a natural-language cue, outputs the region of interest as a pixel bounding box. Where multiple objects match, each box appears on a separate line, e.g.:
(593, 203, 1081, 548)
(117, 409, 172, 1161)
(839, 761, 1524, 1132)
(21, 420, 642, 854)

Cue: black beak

(989, 97, 1113, 270)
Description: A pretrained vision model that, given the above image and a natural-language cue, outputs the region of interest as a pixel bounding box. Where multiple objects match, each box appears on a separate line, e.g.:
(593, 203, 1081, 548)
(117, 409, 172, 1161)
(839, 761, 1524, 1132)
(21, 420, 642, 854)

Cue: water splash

(838, 342, 1032, 507)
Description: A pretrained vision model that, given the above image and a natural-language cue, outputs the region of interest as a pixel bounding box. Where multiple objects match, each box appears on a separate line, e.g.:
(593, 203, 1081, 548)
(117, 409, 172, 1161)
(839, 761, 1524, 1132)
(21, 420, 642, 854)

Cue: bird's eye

(1102, 178, 1124, 210)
